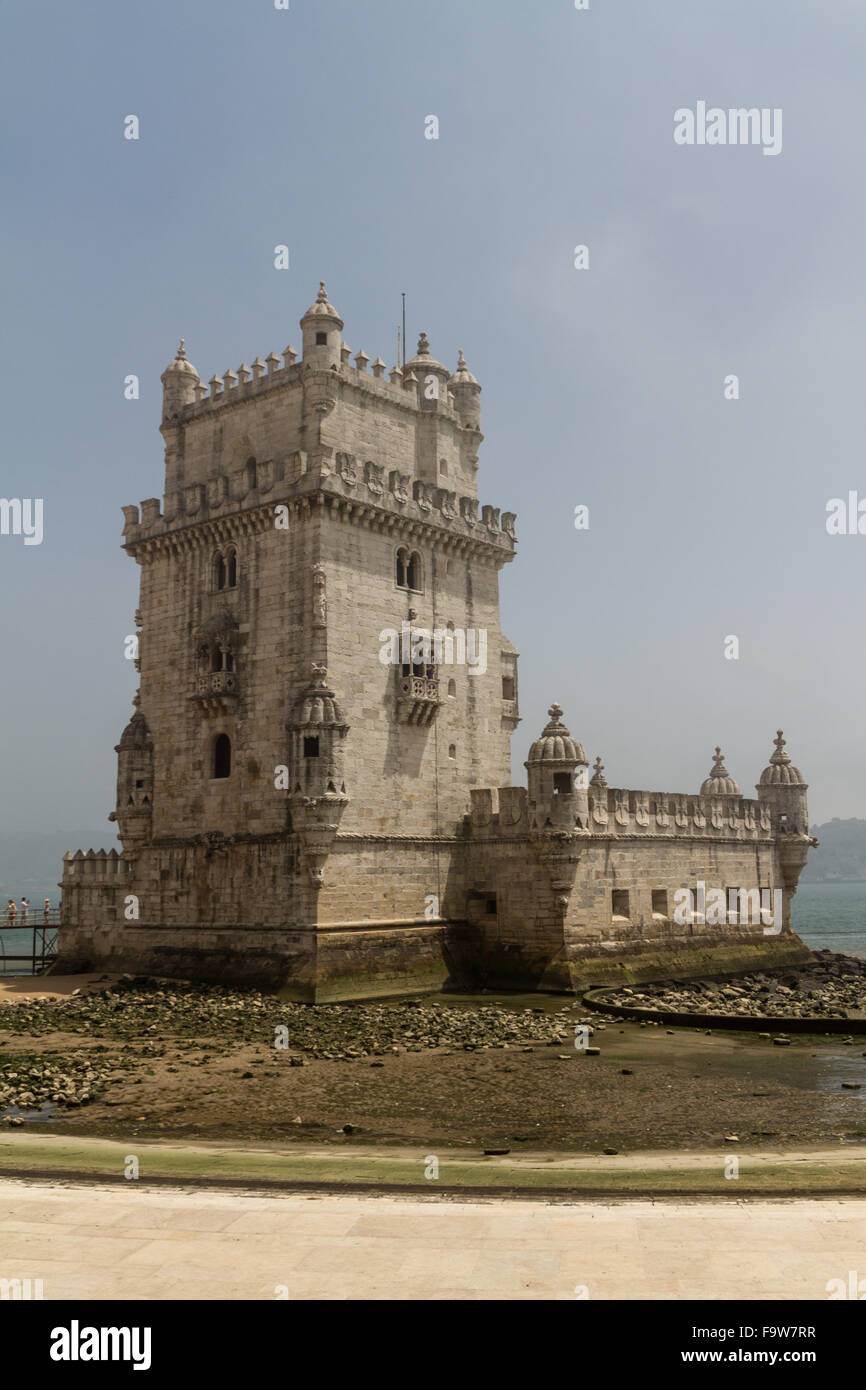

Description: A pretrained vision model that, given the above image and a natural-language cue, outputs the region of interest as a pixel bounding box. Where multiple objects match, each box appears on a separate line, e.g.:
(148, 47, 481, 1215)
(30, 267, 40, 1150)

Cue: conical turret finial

(590, 756, 607, 788)
(771, 730, 791, 764)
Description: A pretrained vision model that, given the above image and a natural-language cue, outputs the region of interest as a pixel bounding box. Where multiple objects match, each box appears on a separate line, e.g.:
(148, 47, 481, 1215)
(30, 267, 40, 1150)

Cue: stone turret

(288, 667, 350, 885)
(404, 332, 451, 411)
(300, 282, 344, 371)
(448, 349, 482, 430)
(160, 340, 200, 422)
(526, 703, 590, 830)
(700, 747, 740, 797)
(109, 700, 153, 849)
(756, 730, 808, 834)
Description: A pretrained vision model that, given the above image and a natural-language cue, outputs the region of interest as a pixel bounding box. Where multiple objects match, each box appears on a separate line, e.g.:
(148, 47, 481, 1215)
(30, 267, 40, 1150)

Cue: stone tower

(61, 285, 520, 998)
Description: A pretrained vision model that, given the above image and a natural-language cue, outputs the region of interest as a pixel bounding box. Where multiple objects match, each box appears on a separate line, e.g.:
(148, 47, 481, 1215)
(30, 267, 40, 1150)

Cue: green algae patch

(2, 1133, 866, 1196)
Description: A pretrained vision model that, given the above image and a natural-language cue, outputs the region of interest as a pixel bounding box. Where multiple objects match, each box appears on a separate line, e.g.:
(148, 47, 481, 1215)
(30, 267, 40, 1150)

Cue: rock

(602, 1147, 618, 1155)
(484, 1148, 510, 1156)
(583, 1046, 601, 1057)
(842, 1082, 861, 1090)
(772, 1038, 791, 1046)
(620, 1068, 633, 1075)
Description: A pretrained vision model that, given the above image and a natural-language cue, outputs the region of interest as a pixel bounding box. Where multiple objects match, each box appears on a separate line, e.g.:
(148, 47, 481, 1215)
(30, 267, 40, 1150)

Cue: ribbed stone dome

(116, 709, 152, 751)
(293, 669, 347, 728)
(447, 349, 478, 387)
(527, 704, 587, 765)
(161, 339, 199, 380)
(404, 331, 448, 376)
(758, 730, 805, 787)
(700, 747, 741, 796)
(301, 282, 344, 328)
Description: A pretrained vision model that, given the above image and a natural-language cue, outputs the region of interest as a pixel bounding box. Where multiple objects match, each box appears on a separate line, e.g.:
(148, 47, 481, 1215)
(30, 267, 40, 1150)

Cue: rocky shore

(603, 951, 866, 1021)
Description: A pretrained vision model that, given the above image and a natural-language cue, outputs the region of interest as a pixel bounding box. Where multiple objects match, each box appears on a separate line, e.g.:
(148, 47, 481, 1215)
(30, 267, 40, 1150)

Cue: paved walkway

(1, 1180, 865, 1299)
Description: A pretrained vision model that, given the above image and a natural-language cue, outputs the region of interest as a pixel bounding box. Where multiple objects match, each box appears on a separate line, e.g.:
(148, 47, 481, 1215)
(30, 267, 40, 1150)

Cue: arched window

(448, 744, 457, 759)
(439, 459, 448, 477)
(213, 734, 231, 779)
(214, 554, 226, 591)
(447, 678, 456, 697)
(406, 551, 421, 591)
(395, 547, 408, 588)
(226, 549, 237, 587)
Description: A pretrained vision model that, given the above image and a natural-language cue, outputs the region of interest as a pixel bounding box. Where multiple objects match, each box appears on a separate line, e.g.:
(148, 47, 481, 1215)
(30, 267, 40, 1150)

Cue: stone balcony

(191, 670, 239, 715)
(397, 674, 440, 727)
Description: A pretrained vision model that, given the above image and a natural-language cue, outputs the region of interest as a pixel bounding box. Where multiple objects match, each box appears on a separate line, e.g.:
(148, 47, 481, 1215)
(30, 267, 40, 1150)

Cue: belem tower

(58, 284, 816, 999)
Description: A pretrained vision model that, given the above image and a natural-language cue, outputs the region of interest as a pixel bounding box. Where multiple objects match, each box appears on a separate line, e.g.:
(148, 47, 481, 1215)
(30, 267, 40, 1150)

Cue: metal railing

(0, 911, 60, 975)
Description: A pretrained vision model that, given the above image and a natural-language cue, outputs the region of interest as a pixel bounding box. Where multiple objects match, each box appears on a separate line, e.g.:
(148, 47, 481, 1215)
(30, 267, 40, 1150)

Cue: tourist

(20, 896, 29, 924)
(43, 898, 51, 923)
(5, 899, 17, 927)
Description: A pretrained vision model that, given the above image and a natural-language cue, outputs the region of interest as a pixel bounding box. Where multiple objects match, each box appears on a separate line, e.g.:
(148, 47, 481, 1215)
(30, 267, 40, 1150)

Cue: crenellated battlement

(467, 784, 780, 841)
(62, 848, 133, 881)
(121, 452, 517, 557)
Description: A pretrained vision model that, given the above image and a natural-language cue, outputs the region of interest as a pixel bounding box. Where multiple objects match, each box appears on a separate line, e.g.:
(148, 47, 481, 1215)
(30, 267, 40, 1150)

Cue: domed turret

(301, 282, 344, 369)
(161, 339, 201, 421)
(758, 730, 805, 788)
(525, 703, 589, 830)
(700, 747, 740, 797)
(756, 730, 809, 834)
(111, 700, 154, 849)
(288, 665, 349, 799)
(448, 349, 482, 429)
(404, 332, 451, 408)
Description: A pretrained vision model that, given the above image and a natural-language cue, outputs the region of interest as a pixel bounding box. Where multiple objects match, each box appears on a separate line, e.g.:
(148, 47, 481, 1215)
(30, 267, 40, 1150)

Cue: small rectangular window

(612, 889, 630, 920)
(553, 772, 571, 795)
(502, 676, 515, 701)
(303, 736, 319, 758)
(651, 889, 668, 917)
(316, 332, 327, 346)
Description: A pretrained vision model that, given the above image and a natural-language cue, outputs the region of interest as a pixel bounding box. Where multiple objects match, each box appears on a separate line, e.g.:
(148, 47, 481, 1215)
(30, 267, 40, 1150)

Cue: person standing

(43, 898, 51, 923)
(20, 897, 29, 924)
(5, 899, 17, 927)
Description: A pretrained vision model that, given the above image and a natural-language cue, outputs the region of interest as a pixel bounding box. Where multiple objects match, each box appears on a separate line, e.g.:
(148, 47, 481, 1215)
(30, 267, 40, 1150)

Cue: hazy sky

(1, 0, 863, 840)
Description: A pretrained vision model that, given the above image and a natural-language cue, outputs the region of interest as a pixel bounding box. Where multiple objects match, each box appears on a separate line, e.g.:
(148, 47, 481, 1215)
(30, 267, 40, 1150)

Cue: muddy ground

(2, 978, 866, 1153)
